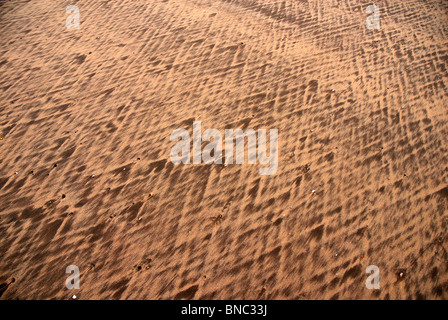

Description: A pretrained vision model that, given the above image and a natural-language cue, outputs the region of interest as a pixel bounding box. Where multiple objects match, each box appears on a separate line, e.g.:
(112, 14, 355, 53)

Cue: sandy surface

(1, 0, 448, 299)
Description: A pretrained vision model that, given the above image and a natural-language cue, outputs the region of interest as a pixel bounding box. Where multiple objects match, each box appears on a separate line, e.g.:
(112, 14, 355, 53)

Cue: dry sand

(0, 0, 448, 299)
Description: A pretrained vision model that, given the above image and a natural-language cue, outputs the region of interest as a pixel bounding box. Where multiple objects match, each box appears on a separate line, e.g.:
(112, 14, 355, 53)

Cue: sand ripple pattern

(0, 0, 447, 299)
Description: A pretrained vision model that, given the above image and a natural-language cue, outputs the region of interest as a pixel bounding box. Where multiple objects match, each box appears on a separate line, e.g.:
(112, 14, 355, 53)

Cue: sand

(0, 0, 447, 300)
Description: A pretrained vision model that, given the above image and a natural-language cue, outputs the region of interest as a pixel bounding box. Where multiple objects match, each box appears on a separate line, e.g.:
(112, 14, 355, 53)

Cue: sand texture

(1, 0, 448, 299)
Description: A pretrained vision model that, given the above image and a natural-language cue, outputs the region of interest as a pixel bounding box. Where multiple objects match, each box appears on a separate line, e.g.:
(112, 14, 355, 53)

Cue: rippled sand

(0, 0, 447, 299)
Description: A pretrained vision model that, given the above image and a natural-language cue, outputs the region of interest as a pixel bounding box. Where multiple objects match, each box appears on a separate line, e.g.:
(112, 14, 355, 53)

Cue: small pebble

(72, 295, 77, 299)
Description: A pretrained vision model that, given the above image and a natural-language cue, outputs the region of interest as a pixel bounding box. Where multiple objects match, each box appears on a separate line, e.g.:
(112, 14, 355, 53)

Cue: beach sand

(0, 0, 447, 299)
